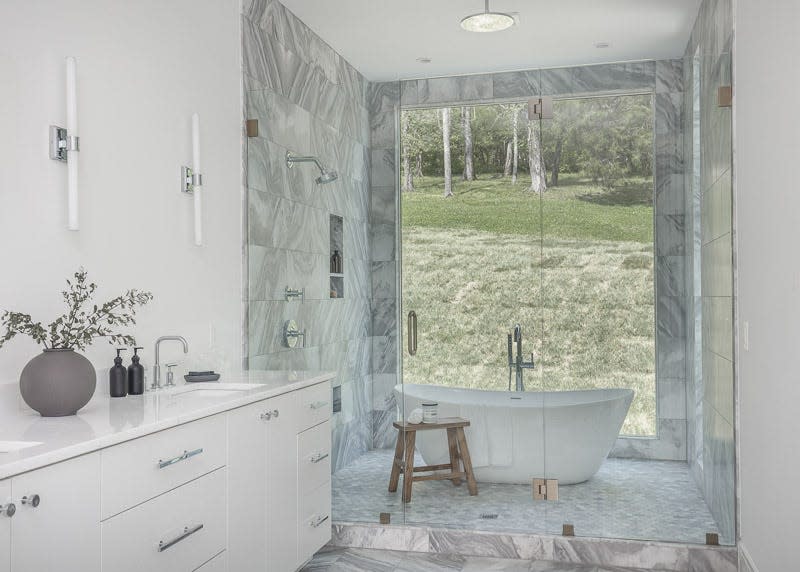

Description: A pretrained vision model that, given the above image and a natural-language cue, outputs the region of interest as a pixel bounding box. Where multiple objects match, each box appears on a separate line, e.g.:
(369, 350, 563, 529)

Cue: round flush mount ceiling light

(460, 0, 515, 33)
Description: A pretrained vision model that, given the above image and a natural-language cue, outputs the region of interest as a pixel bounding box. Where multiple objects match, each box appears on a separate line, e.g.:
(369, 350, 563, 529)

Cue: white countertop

(0, 370, 334, 480)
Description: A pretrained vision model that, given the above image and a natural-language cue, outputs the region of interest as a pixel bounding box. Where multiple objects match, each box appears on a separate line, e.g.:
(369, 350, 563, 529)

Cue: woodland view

(400, 94, 658, 436)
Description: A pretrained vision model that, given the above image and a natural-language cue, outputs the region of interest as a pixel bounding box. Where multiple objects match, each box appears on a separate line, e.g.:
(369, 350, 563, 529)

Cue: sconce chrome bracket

(49, 125, 79, 162)
(181, 166, 203, 194)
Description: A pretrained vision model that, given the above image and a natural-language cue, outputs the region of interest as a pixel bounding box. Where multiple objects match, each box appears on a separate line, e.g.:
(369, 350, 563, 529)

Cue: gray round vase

(20, 348, 96, 417)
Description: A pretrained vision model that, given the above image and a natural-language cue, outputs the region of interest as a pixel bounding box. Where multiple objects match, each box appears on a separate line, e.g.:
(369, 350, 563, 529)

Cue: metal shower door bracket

(528, 97, 553, 120)
(532, 478, 559, 501)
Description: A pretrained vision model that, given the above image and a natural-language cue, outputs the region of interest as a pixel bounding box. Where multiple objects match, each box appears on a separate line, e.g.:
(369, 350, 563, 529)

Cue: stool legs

(446, 428, 462, 486)
(388, 429, 404, 493)
(402, 430, 416, 503)
(455, 427, 478, 496)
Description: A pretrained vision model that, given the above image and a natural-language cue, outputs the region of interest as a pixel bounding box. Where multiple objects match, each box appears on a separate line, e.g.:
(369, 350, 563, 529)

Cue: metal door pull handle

(310, 514, 329, 528)
(158, 447, 204, 469)
(158, 523, 204, 552)
(309, 401, 328, 410)
(310, 452, 329, 464)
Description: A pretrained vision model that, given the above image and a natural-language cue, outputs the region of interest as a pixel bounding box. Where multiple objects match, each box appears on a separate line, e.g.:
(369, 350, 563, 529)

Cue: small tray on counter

(184, 371, 221, 383)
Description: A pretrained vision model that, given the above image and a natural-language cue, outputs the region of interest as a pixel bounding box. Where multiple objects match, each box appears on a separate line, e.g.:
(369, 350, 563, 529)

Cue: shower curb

(330, 522, 737, 572)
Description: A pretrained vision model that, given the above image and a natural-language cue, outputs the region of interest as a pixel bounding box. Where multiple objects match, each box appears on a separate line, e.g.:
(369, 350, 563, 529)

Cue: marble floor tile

(332, 449, 730, 546)
(299, 548, 658, 572)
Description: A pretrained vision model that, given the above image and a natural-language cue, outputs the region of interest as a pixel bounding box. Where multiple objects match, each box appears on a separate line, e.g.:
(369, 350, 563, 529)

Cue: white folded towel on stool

(407, 408, 423, 424)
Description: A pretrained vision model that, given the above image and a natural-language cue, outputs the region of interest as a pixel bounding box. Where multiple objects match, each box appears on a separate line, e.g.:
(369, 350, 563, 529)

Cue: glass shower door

(398, 70, 548, 534)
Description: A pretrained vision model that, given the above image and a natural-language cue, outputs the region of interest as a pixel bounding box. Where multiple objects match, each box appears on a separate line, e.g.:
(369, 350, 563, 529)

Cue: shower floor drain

(479, 513, 499, 519)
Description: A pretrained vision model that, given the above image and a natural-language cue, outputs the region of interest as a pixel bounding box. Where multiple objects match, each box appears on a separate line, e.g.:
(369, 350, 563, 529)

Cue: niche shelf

(329, 215, 343, 299)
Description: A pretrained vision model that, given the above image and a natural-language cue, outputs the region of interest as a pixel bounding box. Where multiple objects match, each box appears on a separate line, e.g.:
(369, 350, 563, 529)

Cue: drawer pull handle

(158, 523, 204, 552)
(309, 401, 328, 410)
(158, 447, 204, 469)
(260, 409, 279, 421)
(310, 452, 329, 464)
(21, 495, 40, 508)
(310, 514, 329, 528)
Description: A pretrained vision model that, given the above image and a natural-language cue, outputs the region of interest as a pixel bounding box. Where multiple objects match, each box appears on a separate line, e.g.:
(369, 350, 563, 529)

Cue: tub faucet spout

(508, 324, 535, 392)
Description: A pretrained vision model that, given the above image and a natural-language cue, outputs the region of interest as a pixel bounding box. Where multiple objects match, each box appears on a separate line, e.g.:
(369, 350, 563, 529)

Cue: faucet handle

(165, 363, 178, 387)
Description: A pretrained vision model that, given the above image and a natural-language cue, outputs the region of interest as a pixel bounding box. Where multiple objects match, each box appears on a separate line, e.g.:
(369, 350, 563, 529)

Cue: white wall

(0, 0, 243, 385)
(736, 0, 800, 570)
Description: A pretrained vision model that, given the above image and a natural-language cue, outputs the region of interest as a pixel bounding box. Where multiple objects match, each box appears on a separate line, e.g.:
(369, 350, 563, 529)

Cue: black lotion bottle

(109, 348, 128, 398)
(128, 346, 145, 395)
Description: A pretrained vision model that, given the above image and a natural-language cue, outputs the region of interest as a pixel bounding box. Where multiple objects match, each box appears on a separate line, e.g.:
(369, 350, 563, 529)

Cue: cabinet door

(265, 391, 299, 572)
(0, 480, 10, 572)
(12, 453, 100, 572)
(227, 401, 268, 572)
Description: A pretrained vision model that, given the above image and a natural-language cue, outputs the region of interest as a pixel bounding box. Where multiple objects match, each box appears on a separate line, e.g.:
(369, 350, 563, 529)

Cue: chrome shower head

(286, 152, 338, 185)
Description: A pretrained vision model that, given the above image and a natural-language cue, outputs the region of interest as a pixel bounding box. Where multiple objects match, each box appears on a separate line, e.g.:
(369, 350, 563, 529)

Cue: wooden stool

(388, 417, 478, 503)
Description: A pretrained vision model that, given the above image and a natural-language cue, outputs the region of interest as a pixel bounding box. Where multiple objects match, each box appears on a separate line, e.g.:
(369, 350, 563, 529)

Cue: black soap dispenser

(109, 348, 127, 398)
(128, 346, 145, 395)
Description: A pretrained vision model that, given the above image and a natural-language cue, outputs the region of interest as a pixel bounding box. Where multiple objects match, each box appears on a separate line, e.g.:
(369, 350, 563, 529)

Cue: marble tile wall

(329, 523, 738, 572)
(242, 0, 373, 472)
(682, 0, 736, 544)
(368, 61, 690, 462)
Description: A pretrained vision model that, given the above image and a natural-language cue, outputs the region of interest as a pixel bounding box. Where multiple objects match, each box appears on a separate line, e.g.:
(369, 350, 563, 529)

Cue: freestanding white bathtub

(395, 384, 633, 485)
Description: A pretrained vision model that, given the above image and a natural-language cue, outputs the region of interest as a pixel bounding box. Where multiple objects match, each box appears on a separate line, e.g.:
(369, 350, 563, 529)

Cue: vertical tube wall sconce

(181, 113, 203, 246)
(49, 56, 81, 231)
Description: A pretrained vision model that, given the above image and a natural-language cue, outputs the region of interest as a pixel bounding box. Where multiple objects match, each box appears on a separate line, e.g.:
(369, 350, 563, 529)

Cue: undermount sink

(0, 441, 43, 453)
(164, 383, 263, 398)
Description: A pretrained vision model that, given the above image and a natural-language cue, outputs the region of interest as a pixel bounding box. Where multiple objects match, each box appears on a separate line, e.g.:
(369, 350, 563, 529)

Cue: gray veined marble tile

(571, 62, 655, 94)
(657, 294, 686, 339)
(371, 261, 397, 300)
(655, 335, 686, 380)
(417, 74, 493, 104)
(368, 82, 401, 115)
(371, 185, 397, 226)
(655, 173, 685, 215)
(552, 537, 688, 571)
(460, 556, 531, 571)
(372, 332, 398, 375)
(370, 223, 397, 262)
(657, 379, 687, 420)
(655, 215, 685, 256)
(247, 89, 312, 154)
(656, 60, 684, 94)
(656, 256, 685, 298)
(370, 111, 397, 150)
(687, 546, 737, 572)
(371, 298, 397, 338)
(400, 80, 419, 106)
(371, 148, 397, 188)
(655, 93, 684, 136)
(394, 552, 465, 572)
(246, 137, 289, 197)
(331, 523, 430, 553)
(492, 70, 543, 99)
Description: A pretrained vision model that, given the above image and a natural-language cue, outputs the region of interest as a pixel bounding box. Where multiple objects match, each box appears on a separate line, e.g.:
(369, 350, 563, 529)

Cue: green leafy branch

(0, 269, 153, 351)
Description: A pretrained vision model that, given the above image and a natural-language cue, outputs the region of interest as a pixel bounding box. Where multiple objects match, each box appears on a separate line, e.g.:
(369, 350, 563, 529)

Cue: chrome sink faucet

(152, 336, 189, 391)
(507, 324, 535, 392)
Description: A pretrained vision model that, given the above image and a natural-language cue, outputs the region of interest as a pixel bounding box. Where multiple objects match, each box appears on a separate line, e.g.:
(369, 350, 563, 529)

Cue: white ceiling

(279, 0, 702, 82)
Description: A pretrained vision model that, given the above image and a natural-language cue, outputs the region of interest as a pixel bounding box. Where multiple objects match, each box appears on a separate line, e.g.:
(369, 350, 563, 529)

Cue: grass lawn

(400, 172, 656, 436)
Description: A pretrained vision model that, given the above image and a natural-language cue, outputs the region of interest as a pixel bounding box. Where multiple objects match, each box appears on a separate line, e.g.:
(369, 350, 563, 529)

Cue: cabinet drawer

(101, 415, 226, 519)
(102, 468, 227, 572)
(296, 382, 331, 432)
(298, 481, 331, 563)
(298, 420, 331, 495)
(194, 551, 226, 572)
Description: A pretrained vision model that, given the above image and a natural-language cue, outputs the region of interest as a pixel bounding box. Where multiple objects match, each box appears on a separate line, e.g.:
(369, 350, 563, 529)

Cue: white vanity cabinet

(0, 480, 12, 572)
(8, 453, 101, 572)
(228, 380, 332, 572)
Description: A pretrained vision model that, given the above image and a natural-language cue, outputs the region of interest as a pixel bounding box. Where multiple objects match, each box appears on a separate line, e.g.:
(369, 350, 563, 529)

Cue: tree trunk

(401, 116, 414, 192)
(511, 112, 519, 185)
(462, 107, 475, 181)
(551, 138, 563, 187)
(415, 153, 423, 178)
(527, 120, 547, 193)
(503, 140, 513, 177)
(442, 107, 453, 198)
